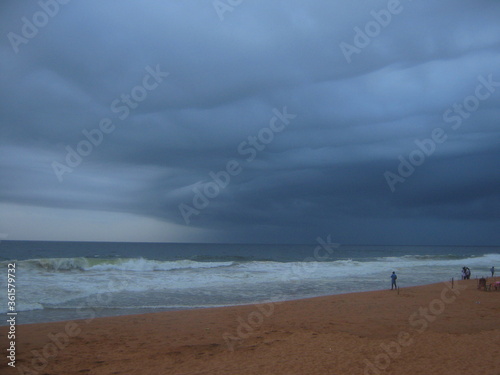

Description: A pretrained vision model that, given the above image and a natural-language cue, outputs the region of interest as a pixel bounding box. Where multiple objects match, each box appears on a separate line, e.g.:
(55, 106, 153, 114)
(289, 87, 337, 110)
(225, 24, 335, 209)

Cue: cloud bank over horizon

(1, 0, 499, 245)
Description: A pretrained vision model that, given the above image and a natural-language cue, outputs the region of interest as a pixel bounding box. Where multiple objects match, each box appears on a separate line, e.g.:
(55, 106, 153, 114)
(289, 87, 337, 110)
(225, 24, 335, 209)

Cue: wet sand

(2, 278, 499, 374)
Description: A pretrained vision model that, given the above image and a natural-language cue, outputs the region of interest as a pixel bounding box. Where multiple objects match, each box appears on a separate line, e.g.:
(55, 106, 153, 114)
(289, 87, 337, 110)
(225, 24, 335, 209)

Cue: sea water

(0, 241, 498, 325)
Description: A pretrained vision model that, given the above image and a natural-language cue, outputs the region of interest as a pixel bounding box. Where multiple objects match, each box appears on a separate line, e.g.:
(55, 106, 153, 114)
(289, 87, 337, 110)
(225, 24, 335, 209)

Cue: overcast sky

(0, 0, 499, 245)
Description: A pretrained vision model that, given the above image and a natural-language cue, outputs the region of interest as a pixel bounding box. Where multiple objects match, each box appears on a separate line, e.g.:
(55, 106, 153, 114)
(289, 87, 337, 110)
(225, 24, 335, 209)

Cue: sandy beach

(2, 278, 499, 375)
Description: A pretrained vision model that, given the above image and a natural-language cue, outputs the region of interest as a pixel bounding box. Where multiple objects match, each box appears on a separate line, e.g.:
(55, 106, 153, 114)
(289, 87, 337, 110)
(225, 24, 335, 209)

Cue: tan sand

(2, 278, 499, 375)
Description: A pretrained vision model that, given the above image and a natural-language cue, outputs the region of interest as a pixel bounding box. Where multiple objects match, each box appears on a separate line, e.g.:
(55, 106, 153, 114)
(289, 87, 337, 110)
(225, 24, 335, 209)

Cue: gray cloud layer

(1, 0, 499, 244)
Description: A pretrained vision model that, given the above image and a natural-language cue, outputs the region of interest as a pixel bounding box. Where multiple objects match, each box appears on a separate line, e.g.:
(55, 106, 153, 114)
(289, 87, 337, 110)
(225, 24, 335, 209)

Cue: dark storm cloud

(1, 0, 499, 244)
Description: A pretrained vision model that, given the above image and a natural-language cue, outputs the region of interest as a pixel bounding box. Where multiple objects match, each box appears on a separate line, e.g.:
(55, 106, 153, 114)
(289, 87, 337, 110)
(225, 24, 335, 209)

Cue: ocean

(0, 240, 498, 325)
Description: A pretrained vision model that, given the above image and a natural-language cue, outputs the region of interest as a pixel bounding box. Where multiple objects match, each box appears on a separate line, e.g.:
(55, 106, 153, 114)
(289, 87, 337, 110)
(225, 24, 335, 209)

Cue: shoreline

(4, 277, 477, 327)
(2, 278, 499, 374)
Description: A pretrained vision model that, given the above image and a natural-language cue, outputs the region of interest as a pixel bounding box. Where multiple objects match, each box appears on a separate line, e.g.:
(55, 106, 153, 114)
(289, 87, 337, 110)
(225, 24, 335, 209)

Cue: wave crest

(10, 257, 235, 273)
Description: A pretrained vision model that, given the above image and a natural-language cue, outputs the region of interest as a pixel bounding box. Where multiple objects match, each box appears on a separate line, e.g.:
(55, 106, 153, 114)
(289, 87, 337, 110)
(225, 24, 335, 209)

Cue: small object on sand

(478, 277, 489, 291)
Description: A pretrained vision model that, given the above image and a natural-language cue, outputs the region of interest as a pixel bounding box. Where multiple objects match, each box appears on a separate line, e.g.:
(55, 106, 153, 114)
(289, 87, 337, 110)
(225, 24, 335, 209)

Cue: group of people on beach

(460, 266, 495, 280)
(390, 266, 495, 290)
(462, 267, 471, 280)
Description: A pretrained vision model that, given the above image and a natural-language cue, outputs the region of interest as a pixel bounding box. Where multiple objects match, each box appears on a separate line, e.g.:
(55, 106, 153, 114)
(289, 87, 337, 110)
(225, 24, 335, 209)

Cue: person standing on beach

(465, 267, 470, 280)
(491, 266, 495, 277)
(391, 271, 397, 290)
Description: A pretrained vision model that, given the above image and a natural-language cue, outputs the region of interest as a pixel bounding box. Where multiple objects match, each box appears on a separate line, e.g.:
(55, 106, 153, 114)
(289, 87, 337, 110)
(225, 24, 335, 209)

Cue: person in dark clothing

(391, 271, 397, 290)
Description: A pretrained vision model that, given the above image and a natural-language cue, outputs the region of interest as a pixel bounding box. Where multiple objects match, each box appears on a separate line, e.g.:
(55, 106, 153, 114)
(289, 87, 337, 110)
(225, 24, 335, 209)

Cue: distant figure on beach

(491, 266, 495, 277)
(391, 271, 397, 290)
(462, 267, 471, 280)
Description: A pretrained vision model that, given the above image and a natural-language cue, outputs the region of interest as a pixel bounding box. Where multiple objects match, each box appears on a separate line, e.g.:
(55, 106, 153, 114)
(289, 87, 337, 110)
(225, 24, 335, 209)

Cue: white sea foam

(16, 257, 235, 272)
(1, 253, 497, 316)
(87, 258, 234, 272)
